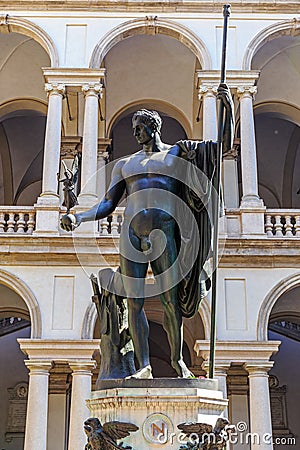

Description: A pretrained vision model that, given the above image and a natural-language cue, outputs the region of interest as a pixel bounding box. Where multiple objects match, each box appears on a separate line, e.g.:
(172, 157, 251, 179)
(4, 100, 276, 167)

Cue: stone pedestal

(87, 379, 227, 450)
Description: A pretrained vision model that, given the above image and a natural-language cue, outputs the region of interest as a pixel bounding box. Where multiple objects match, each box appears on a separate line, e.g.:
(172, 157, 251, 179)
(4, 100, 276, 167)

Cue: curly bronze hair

(132, 109, 162, 134)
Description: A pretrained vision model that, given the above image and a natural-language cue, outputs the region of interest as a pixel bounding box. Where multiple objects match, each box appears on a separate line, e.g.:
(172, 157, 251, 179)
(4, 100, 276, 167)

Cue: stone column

(237, 86, 262, 207)
(34, 83, 65, 235)
(244, 362, 274, 450)
(237, 86, 265, 236)
(68, 361, 96, 450)
(24, 360, 53, 450)
(40, 83, 65, 202)
(199, 85, 218, 141)
(97, 150, 108, 200)
(79, 83, 102, 206)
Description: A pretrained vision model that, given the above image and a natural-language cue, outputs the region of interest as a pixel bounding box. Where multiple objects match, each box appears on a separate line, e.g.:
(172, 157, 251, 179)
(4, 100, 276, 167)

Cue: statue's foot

(126, 365, 153, 379)
(172, 360, 194, 378)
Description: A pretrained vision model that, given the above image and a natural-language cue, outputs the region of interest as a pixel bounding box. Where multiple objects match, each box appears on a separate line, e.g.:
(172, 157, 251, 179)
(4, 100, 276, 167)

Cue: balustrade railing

(265, 210, 300, 237)
(0, 207, 35, 234)
(2, 206, 300, 239)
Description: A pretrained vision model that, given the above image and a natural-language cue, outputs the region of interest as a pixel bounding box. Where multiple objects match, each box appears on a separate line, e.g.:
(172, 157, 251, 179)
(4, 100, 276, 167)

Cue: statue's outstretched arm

(61, 160, 125, 231)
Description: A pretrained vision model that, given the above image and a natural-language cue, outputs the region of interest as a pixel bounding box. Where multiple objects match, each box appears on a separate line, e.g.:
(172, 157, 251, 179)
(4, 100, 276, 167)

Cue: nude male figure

(61, 86, 233, 378)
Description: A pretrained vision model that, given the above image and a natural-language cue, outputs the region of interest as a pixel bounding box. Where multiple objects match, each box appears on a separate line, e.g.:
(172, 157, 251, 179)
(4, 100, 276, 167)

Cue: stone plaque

(5, 382, 28, 442)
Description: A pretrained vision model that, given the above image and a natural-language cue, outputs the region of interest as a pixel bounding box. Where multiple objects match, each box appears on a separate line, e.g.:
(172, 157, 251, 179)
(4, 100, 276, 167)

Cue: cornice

(0, 1, 300, 14)
(0, 235, 300, 267)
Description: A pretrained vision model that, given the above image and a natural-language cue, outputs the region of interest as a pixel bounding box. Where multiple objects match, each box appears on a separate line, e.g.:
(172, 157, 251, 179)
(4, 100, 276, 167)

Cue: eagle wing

(177, 422, 213, 437)
(103, 421, 139, 441)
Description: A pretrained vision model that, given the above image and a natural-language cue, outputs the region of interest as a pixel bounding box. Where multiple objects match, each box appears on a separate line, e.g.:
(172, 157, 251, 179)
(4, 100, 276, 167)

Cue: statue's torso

(120, 145, 181, 235)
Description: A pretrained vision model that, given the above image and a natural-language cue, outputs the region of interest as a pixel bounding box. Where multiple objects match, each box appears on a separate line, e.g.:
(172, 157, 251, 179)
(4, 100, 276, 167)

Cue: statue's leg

(151, 233, 193, 378)
(120, 231, 149, 372)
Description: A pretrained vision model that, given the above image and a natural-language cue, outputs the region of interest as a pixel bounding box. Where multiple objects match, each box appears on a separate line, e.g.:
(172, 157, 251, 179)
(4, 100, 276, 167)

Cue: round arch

(257, 272, 300, 341)
(243, 18, 300, 70)
(0, 269, 41, 338)
(89, 17, 211, 70)
(253, 101, 300, 127)
(0, 98, 48, 118)
(108, 99, 192, 138)
(0, 15, 59, 67)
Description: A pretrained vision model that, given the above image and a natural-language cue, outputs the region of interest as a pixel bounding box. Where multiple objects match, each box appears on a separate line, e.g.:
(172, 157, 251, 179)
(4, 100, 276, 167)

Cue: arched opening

(267, 285, 300, 444)
(0, 31, 50, 205)
(249, 30, 300, 208)
(0, 284, 31, 450)
(103, 31, 200, 141)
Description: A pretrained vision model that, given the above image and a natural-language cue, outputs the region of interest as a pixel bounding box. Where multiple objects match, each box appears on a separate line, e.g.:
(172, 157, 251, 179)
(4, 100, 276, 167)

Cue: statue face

(132, 117, 153, 145)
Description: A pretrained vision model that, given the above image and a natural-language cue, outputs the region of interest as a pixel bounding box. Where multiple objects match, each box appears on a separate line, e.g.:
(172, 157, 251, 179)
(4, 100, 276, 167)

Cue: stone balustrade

(0, 207, 36, 234)
(3, 206, 300, 239)
(265, 209, 300, 237)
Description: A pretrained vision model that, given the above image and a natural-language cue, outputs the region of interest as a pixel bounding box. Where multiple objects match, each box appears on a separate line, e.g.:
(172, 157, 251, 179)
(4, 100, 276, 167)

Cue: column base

(240, 198, 266, 237)
(240, 195, 264, 209)
(87, 378, 227, 450)
(34, 196, 60, 236)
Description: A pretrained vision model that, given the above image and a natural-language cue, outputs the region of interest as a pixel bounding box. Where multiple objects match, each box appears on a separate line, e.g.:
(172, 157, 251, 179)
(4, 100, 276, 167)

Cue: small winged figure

(84, 417, 139, 450)
(178, 417, 235, 450)
(58, 155, 80, 213)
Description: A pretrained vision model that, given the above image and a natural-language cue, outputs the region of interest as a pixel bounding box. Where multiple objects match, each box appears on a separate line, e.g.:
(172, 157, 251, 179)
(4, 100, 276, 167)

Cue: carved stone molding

(45, 82, 65, 97)
(82, 83, 102, 97)
(236, 85, 258, 99)
(198, 84, 218, 99)
(60, 136, 82, 158)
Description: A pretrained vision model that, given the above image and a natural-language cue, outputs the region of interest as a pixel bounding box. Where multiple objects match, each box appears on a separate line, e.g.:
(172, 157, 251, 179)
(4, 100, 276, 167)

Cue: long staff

(209, 4, 231, 379)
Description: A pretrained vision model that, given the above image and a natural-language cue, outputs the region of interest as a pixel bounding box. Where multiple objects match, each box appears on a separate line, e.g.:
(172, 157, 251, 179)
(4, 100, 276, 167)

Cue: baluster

(6, 213, 16, 233)
(0, 213, 5, 233)
(295, 215, 300, 237)
(27, 213, 35, 234)
(100, 217, 109, 235)
(265, 214, 273, 236)
(111, 213, 119, 236)
(17, 213, 25, 233)
(284, 215, 293, 237)
(274, 215, 283, 236)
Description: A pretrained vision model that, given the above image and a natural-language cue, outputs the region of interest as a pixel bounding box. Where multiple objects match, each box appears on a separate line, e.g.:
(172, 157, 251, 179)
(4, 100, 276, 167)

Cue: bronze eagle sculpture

(178, 417, 236, 449)
(84, 417, 139, 450)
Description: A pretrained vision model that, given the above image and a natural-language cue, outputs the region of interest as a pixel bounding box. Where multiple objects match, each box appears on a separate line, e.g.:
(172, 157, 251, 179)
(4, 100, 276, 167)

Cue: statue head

(132, 109, 162, 142)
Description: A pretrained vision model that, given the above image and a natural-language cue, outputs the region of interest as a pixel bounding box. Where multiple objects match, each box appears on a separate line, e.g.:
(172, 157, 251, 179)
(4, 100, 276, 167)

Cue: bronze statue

(61, 85, 233, 378)
(58, 155, 80, 212)
(90, 269, 136, 382)
(178, 417, 236, 449)
(84, 417, 138, 450)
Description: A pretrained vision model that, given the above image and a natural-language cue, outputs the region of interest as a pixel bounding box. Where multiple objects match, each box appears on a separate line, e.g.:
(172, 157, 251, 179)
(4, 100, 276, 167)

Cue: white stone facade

(0, 2, 300, 449)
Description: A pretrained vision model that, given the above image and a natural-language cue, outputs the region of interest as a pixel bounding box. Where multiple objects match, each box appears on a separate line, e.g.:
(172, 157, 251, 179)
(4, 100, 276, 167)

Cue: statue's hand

(60, 213, 81, 232)
(217, 83, 233, 111)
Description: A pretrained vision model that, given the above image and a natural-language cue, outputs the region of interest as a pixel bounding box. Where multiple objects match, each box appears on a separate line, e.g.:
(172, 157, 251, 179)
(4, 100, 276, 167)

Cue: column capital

(45, 82, 65, 97)
(82, 82, 102, 97)
(237, 85, 257, 99)
(198, 84, 218, 99)
(69, 360, 96, 374)
(243, 361, 274, 376)
(202, 361, 231, 375)
(25, 359, 53, 373)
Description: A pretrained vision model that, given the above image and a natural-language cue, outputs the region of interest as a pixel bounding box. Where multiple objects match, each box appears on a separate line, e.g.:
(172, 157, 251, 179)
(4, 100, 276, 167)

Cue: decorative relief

(5, 382, 28, 443)
(198, 85, 218, 99)
(145, 15, 158, 35)
(45, 82, 65, 97)
(269, 375, 294, 438)
(82, 82, 102, 97)
(236, 85, 257, 99)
